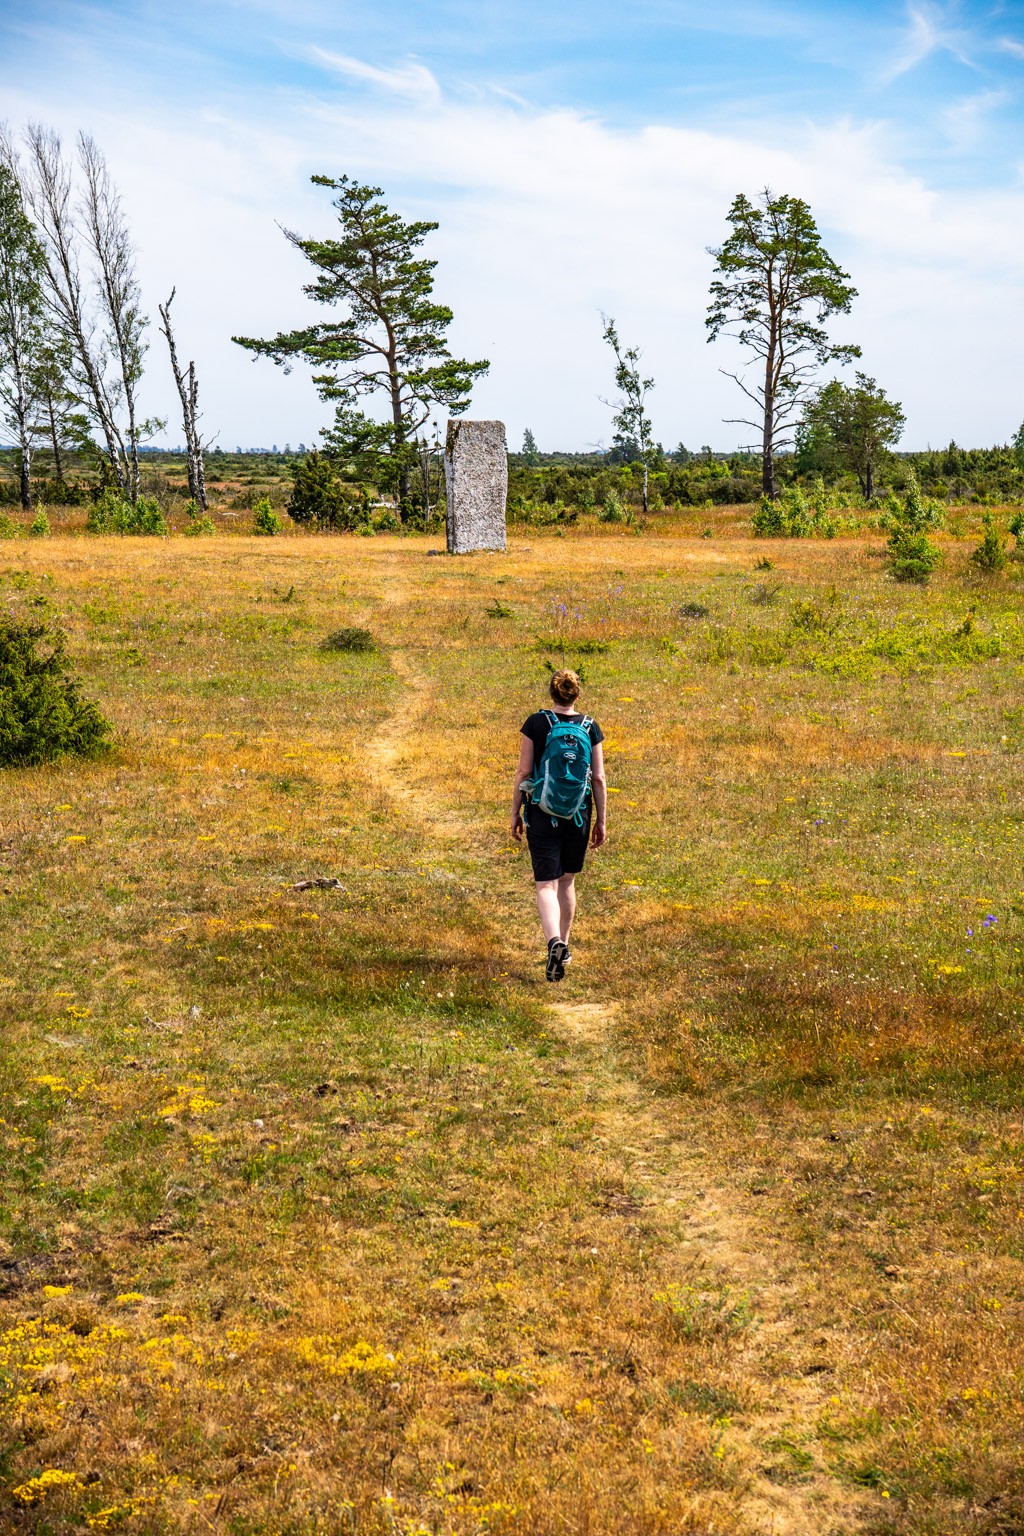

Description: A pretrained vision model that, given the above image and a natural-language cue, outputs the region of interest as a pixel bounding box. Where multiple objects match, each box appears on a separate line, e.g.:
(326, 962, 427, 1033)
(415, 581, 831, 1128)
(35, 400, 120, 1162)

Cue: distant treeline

(505, 440, 1024, 513)
(2, 440, 1022, 517)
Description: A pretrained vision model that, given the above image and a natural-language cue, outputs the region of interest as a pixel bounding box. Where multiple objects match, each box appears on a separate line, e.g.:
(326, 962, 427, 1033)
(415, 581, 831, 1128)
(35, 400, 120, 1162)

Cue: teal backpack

(527, 711, 594, 827)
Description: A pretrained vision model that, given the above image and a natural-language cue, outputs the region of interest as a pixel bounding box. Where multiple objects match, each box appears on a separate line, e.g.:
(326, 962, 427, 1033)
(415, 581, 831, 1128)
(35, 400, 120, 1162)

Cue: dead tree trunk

(158, 288, 207, 513)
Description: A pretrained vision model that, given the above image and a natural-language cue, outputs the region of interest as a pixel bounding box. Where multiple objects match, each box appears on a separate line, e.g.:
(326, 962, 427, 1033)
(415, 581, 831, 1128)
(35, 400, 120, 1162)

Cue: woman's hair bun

(549, 668, 581, 704)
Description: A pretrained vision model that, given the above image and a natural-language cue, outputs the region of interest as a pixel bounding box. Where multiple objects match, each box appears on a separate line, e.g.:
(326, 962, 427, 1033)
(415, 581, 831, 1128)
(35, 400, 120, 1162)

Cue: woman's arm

(511, 734, 534, 842)
(590, 741, 607, 848)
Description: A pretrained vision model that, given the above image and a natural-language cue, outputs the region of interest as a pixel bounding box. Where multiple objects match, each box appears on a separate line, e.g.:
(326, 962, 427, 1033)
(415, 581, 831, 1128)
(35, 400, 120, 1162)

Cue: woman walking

(511, 669, 606, 981)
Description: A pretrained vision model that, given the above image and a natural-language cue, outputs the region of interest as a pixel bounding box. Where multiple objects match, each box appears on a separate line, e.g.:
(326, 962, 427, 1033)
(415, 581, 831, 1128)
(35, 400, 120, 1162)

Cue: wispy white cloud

(879, 3, 976, 85)
(999, 36, 1024, 61)
(943, 88, 1008, 148)
(306, 48, 441, 106)
(3, 18, 1024, 450)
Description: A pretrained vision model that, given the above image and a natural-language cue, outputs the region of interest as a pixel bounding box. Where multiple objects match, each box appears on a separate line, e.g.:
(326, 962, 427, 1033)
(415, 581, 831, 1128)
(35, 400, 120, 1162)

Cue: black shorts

(524, 801, 591, 882)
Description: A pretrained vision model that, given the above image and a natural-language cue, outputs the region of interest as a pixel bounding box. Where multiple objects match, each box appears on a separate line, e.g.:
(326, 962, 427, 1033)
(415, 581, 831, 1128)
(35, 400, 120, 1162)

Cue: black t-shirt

(521, 710, 604, 778)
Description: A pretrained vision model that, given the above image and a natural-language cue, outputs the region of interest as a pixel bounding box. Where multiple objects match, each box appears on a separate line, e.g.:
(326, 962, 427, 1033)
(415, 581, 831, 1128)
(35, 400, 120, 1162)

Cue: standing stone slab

(445, 419, 507, 554)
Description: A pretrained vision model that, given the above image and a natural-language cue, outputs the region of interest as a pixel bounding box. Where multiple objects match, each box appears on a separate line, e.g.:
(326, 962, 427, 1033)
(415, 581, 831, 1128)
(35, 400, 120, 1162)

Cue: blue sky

(2, 0, 1023, 449)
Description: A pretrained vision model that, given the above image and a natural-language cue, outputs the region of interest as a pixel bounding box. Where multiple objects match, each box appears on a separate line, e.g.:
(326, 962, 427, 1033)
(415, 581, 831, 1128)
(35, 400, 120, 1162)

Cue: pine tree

(234, 176, 488, 503)
(707, 189, 859, 499)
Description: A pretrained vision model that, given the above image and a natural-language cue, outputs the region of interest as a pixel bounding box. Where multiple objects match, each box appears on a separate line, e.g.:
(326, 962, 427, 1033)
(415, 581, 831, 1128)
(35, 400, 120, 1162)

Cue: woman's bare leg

(535, 880, 561, 942)
(557, 874, 576, 943)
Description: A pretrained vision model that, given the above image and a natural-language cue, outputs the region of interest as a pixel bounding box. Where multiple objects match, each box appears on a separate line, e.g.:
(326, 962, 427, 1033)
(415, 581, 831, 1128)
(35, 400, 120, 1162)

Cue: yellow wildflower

(13, 1469, 82, 1505)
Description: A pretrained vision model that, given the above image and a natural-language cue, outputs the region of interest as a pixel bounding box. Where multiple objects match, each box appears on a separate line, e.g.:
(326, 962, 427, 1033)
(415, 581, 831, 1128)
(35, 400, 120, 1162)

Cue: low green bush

(87, 489, 167, 536)
(289, 451, 370, 531)
(751, 496, 786, 537)
(887, 526, 942, 583)
(0, 512, 19, 538)
(37, 478, 89, 506)
(970, 512, 1006, 573)
(752, 487, 839, 539)
(0, 616, 111, 766)
(252, 496, 282, 536)
(319, 627, 376, 653)
(598, 489, 625, 524)
(885, 470, 942, 583)
(534, 637, 611, 655)
(28, 511, 50, 537)
(183, 514, 216, 537)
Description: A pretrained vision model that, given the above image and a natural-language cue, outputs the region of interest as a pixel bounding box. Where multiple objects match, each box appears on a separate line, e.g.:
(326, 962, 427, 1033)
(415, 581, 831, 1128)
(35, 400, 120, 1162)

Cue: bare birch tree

(5, 124, 127, 489)
(78, 133, 149, 502)
(2, 125, 158, 502)
(0, 162, 46, 508)
(158, 288, 208, 512)
(600, 315, 656, 516)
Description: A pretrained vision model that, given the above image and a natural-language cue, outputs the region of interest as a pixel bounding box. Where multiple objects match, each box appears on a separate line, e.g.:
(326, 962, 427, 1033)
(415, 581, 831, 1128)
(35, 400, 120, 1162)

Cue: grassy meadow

(2, 516, 1024, 1535)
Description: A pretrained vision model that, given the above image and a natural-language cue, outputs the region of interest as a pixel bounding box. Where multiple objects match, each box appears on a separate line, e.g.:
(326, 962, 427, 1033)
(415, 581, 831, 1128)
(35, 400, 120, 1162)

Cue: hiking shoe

(546, 938, 569, 982)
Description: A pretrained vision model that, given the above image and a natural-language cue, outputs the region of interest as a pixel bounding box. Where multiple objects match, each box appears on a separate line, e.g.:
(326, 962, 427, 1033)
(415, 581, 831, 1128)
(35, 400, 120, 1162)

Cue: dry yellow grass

(2, 524, 1024, 1534)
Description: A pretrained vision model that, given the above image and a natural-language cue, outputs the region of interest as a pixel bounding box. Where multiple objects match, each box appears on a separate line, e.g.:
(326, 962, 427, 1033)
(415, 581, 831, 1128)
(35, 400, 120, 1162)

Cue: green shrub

(0, 512, 19, 539)
(1008, 511, 1024, 561)
(0, 616, 111, 766)
(970, 511, 1006, 573)
(754, 488, 840, 539)
(319, 627, 376, 653)
(809, 475, 832, 518)
(374, 506, 401, 533)
(183, 513, 216, 537)
(534, 637, 611, 655)
(86, 489, 123, 532)
(886, 470, 942, 583)
(887, 525, 941, 584)
(123, 496, 167, 536)
(37, 478, 88, 506)
(891, 471, 945, 532)
(779, 486, 811, 537)
(790, 585, 842, 634)
(599, 489, 625, 524)
(288, 451, 369, 530)
(751, 496, 786, 537)
(28, 511, 50, 537)
(252, 496, 282, 536)
(87, 489, 167, 536)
